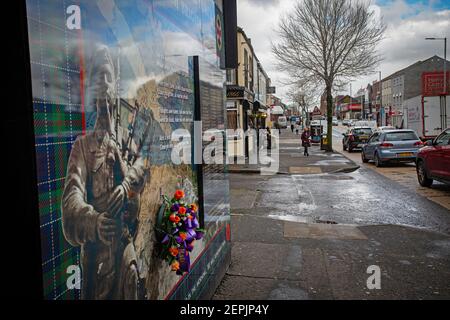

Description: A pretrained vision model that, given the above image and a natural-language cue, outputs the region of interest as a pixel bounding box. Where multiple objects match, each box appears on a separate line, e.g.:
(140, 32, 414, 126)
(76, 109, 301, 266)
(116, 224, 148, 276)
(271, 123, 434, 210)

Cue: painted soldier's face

(92, 47, 117, 134)
(97, 60, 115, 114)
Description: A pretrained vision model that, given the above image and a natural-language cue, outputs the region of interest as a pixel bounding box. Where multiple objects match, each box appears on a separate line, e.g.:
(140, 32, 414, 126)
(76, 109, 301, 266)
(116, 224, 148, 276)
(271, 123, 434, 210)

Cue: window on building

(226, 69, 236, 85)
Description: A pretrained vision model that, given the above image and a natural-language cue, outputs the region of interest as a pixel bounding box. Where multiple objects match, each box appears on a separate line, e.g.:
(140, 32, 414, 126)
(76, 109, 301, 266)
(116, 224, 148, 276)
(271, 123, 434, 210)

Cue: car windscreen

(384, 131, 418, 141)
(352, 128, 372, 135)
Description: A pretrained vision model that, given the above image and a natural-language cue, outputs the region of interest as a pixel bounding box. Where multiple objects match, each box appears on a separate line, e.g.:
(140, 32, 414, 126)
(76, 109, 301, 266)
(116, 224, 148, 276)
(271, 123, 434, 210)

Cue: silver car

(374, 126, 396, 133)
(361, 129, 423, 167)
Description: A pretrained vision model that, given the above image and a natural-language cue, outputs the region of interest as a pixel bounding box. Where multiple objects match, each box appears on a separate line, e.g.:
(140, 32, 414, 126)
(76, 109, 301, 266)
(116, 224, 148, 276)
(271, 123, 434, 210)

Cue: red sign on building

(341, 103, 362, 112)
(422, 71, 450, 96)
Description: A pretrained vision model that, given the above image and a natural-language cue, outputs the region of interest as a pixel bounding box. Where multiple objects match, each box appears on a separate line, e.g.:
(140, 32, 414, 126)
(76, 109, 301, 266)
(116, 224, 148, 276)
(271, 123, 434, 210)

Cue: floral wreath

(157, 189, 204, 275)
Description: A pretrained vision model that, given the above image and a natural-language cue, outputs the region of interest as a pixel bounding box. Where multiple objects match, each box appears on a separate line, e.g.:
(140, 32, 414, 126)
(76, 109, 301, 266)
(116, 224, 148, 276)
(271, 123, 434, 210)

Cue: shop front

(226, 85, 255, 159)
(341, 103, 363, 120)
(20, 0, 232, 300)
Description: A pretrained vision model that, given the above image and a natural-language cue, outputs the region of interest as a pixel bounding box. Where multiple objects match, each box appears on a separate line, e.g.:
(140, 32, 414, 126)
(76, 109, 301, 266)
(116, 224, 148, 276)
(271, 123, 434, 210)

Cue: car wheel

(417, 160, 433, 187)
(361, 151, 369, 163)
(374, 153, 384, 167)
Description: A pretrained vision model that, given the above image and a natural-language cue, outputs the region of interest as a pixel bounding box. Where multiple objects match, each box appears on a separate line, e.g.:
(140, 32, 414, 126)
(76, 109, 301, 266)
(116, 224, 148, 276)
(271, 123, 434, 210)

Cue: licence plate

(398, 152, 413, 157)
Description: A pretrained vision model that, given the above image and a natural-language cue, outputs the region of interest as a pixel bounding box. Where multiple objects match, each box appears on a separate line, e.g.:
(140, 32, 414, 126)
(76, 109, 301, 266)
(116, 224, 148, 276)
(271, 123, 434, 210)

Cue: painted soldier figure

(62, 45, 147, 299)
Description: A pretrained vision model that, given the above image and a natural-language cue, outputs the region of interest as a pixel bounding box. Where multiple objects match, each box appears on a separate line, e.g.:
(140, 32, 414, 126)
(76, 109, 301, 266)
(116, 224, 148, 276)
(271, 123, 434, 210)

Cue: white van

(277, 116, 287, 129)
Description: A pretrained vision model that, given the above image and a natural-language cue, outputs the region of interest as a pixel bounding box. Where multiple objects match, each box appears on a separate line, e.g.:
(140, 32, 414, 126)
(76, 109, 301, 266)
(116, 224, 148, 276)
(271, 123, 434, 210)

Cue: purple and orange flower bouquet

(157, 189, 204, 275)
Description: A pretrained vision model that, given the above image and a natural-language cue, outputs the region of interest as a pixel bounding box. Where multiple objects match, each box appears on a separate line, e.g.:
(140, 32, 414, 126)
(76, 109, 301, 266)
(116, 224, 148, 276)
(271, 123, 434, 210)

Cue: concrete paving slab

(213, 276, 307, 300)
(289, 166, 323, 174)
(227, 242, 303, 281)
(230, 188, 258, 209)
(284, 222, 368, 240)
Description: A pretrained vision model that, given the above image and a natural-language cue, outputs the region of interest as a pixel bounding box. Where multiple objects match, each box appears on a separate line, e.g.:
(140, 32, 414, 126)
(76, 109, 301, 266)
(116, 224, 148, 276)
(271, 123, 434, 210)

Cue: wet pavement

(230, 169, 450, 234)
(333, 125, 450, 211)
(229, 128, 450, 234)
(228, 129, 359, 174)
(230, 128, 450, 233)
(213, 128, 450, 300)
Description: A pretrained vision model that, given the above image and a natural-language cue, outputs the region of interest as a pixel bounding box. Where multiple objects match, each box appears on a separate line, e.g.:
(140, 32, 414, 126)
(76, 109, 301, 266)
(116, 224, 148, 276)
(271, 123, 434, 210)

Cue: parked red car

(416, 128, 450, 187)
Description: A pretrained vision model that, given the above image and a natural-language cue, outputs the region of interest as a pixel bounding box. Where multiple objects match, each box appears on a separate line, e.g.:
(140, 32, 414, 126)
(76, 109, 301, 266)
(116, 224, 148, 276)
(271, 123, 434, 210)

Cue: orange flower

(190, 204, 197, 212)
(169, 215, 181, 224)
(178, 206, 187, 215)
(169, 247, 179, 257)
(171, 261, 180, 271)
(179, 232, 187, 241)
(174, 190, 185, 200)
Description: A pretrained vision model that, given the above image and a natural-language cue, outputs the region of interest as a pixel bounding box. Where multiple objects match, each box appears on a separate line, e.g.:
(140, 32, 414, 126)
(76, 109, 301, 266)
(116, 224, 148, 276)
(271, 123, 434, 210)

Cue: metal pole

(349, 83, 352, 120)
(444, 37, 447, 95)
(379, 71, 384, 126)
(445, 38, 447, 129)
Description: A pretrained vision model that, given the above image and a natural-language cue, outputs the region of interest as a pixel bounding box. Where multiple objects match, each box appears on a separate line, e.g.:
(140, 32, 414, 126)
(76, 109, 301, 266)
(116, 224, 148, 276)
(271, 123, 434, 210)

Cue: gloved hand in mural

(61, 44, 147, 300)
(96, 212, 119, 246)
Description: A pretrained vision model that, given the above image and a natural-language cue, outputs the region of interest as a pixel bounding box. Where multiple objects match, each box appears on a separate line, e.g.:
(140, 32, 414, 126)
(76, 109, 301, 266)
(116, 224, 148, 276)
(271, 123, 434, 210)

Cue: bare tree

(273, 0, 385, 151)
(287, 85, 316, 126)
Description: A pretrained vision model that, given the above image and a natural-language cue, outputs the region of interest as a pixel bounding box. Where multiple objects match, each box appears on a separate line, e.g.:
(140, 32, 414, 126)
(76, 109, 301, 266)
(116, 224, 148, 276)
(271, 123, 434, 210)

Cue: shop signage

(422, 71, 450, 96)
(215, 4, 226, 69)
(226, 85, 254, 102)
(226, 85, 245, 99)
(267, 86, 276, 94)
(341, 103, 362, 112)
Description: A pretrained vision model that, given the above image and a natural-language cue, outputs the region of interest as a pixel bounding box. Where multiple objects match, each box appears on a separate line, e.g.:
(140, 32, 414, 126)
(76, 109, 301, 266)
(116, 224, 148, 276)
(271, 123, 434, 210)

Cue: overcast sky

(237, 0, 450, 107)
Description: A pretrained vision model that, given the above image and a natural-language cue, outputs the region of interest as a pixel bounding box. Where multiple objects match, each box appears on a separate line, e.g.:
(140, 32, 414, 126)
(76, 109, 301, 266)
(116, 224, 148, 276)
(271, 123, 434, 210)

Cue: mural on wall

(26, 0, 229, 300)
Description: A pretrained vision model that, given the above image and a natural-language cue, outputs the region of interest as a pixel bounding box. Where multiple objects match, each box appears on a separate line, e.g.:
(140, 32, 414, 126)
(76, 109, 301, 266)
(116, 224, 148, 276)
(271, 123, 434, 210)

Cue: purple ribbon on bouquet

(177, 248, 190, 274)
(161, 209, 205, 275)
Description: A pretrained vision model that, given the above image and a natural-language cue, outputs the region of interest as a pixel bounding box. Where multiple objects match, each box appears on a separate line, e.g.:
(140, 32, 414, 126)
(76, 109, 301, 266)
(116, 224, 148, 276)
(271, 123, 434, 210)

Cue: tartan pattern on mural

(27, 0, 83, 300)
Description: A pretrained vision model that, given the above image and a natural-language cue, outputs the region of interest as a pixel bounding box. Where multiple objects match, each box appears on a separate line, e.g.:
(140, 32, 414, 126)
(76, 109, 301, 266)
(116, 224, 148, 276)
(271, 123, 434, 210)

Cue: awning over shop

(270, 105, 284, 115)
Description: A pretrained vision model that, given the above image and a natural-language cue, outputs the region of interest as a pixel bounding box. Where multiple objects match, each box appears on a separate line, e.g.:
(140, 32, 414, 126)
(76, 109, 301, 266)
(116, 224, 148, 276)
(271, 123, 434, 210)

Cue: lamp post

(425, 37, 447, 94)
(349, 83, 352, 120)
(426, 37, 447, 131)
(377, 70, 384, 126)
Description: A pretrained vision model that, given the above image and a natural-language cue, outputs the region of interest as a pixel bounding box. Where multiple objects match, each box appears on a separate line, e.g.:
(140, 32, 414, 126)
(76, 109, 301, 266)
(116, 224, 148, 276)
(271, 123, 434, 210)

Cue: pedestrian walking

(301, 127, 311, 156)
(267, 126, 272, 150)
(295, 123, 300, 135)
(275, 122, 281, 135)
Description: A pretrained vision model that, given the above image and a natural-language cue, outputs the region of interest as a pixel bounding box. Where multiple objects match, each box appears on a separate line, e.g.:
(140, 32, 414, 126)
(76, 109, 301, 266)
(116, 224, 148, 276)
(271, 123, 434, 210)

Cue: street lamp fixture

(425, 37, 447, 95)
(375, 70, 384, 126)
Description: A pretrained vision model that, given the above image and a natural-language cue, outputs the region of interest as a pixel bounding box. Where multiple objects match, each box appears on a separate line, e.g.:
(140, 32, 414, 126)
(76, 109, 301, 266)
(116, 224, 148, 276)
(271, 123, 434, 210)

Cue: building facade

(370, 80, 382, 125)
(226, 27, 272, 158)
(381, 55, 449, 127)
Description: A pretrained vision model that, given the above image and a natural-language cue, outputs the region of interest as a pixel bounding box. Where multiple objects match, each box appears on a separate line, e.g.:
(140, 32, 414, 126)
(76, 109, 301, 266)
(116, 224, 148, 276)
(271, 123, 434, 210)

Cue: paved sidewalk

(214, 215, 450, 299)
(228, 129, 360, 175)
(213, 128, 450, 300)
